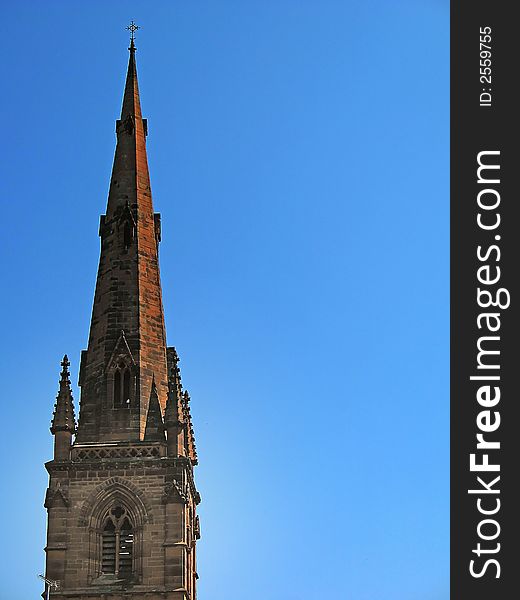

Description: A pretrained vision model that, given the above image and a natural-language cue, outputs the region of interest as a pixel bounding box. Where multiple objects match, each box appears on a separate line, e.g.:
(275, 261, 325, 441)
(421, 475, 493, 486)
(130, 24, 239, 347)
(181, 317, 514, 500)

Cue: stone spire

(51, 355, 76, 460)
(76, 39, 168, 442)
(43, 33, 202, 600)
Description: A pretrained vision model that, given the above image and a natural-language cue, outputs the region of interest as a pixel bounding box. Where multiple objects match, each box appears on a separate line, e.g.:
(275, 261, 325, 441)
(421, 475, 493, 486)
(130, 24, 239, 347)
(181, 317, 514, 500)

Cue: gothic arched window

(113, 371, 121, 407)
(123, 369, 131, 406)
(123, 221, 133, 249)
(101, 506, 134, 577)
(113, 364, 132, 408)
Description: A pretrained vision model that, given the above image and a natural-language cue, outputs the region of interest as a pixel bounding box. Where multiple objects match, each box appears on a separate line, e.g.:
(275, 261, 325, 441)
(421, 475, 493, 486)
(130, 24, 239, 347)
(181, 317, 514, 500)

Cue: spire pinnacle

(60, 354, 70, 383)
(165, 348, 184, 427)
(182, 390, 198, 465)
(51, 355, 76, 435)
(164, 348, 188, 457)
(120, 29, 142, 121)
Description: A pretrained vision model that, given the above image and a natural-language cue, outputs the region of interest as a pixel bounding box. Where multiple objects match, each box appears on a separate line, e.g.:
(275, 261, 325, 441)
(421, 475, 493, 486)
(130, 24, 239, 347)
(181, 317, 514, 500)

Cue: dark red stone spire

(76, 41, 168, 442)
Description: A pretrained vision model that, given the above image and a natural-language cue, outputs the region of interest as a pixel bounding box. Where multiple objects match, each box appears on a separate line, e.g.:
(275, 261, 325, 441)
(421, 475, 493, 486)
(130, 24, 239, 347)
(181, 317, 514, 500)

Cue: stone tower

(43, 37, 200, 600)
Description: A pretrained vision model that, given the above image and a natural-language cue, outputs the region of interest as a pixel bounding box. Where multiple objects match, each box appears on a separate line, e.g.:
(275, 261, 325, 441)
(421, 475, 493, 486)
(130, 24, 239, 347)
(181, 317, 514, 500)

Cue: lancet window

(101, 506, 134, 576)
(113, 361, 133, 408)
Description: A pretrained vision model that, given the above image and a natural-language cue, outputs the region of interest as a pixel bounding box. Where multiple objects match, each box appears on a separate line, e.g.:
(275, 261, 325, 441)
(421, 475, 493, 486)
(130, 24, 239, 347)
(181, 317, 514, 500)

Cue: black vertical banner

(452, 3, 519, 599)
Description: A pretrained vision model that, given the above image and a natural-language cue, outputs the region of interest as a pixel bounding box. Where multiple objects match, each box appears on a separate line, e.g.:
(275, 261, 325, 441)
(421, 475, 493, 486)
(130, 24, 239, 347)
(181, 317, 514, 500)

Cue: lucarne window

(114, 371, 121, 407)
(123, 221, 133, 249)
(113, 363, 132, 408)
(123, 369, 131, 406)
(101, 506, 134, 577)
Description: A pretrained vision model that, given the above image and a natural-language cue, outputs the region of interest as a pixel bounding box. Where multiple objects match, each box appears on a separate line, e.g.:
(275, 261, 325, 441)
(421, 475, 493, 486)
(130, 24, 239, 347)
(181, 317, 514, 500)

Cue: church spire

(43, 33, 201, 600)
(76, 36, 168, 442)
(50, 355, 76, 460)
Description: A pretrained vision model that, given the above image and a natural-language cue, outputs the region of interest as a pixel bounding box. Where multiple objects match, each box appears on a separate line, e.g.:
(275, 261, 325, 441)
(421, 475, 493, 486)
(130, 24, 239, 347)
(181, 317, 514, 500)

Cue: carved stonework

(72, 444, 162, 461)
(44, 481, 70, 509)
(122, 114, 134, 134)
(106, 331, 136, 372)
(194, 515, 201, 540)
(78, 476, 152, 528)
(163, 479, 187, 504)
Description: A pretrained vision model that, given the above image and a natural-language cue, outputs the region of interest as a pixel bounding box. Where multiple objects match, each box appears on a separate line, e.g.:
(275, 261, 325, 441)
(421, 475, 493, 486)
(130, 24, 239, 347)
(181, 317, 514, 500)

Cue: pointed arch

(123, 219, 134, 248)
(78, 477, 152, 583)
(106, 332, 136, 409)
(119, 201, 136, 250)
(106, 331, 136, 370)
(80, 477, 152, 528)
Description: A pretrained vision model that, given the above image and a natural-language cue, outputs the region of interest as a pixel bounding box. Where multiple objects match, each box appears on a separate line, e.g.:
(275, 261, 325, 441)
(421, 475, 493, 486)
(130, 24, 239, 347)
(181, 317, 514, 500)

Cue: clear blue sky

(0, 2, 448, 599)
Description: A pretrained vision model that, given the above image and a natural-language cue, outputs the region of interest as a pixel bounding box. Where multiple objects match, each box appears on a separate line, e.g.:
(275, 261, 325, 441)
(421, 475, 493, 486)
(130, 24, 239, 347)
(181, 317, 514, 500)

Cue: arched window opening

(123, 221, 133, 249)
(113, 371, 122, 408)
(101, 507, 134, 578)
(123, 369, 131, 406)
(113, 366, 132, 408)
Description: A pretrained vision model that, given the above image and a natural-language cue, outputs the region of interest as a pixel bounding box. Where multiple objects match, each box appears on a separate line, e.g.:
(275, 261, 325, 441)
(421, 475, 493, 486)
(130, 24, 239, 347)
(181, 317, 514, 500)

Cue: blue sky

(0, 2, 448, 599)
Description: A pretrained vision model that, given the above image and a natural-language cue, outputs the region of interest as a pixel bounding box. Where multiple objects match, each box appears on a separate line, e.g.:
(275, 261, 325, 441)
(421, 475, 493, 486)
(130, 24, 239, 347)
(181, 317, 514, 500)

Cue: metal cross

(126, 20, 140, 41)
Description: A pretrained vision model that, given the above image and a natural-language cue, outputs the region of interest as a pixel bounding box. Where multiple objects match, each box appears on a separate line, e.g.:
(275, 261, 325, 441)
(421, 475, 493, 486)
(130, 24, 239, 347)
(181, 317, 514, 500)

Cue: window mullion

(115, 530, 121, 576)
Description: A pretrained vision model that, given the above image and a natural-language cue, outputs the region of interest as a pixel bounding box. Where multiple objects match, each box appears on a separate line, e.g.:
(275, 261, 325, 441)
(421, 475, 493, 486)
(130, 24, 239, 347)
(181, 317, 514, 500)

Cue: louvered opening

(101, 508, 135, 578)
(102, 520, 116, 574)
(119, 518, 134, 575)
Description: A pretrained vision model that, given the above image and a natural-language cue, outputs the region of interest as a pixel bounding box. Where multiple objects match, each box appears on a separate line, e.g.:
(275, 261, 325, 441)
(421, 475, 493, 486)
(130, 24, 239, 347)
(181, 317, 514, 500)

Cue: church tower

(43, 31, 200, 599)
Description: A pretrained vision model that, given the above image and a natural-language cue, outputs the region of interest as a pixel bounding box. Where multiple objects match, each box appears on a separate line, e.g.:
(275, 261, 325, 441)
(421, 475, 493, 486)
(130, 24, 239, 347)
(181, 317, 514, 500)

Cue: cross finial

(60, 354, 70, 376)
(126, 20, 140, 42)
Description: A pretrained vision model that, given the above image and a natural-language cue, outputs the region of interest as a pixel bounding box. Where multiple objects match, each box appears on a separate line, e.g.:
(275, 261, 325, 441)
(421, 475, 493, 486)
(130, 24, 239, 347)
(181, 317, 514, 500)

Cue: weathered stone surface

(76, 39, 168, 444)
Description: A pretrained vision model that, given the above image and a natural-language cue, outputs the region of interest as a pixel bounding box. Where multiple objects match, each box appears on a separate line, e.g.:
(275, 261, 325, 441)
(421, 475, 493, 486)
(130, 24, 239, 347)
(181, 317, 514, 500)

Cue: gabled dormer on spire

(76, 38, 168, 443)
(51, 355, 76, 460)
